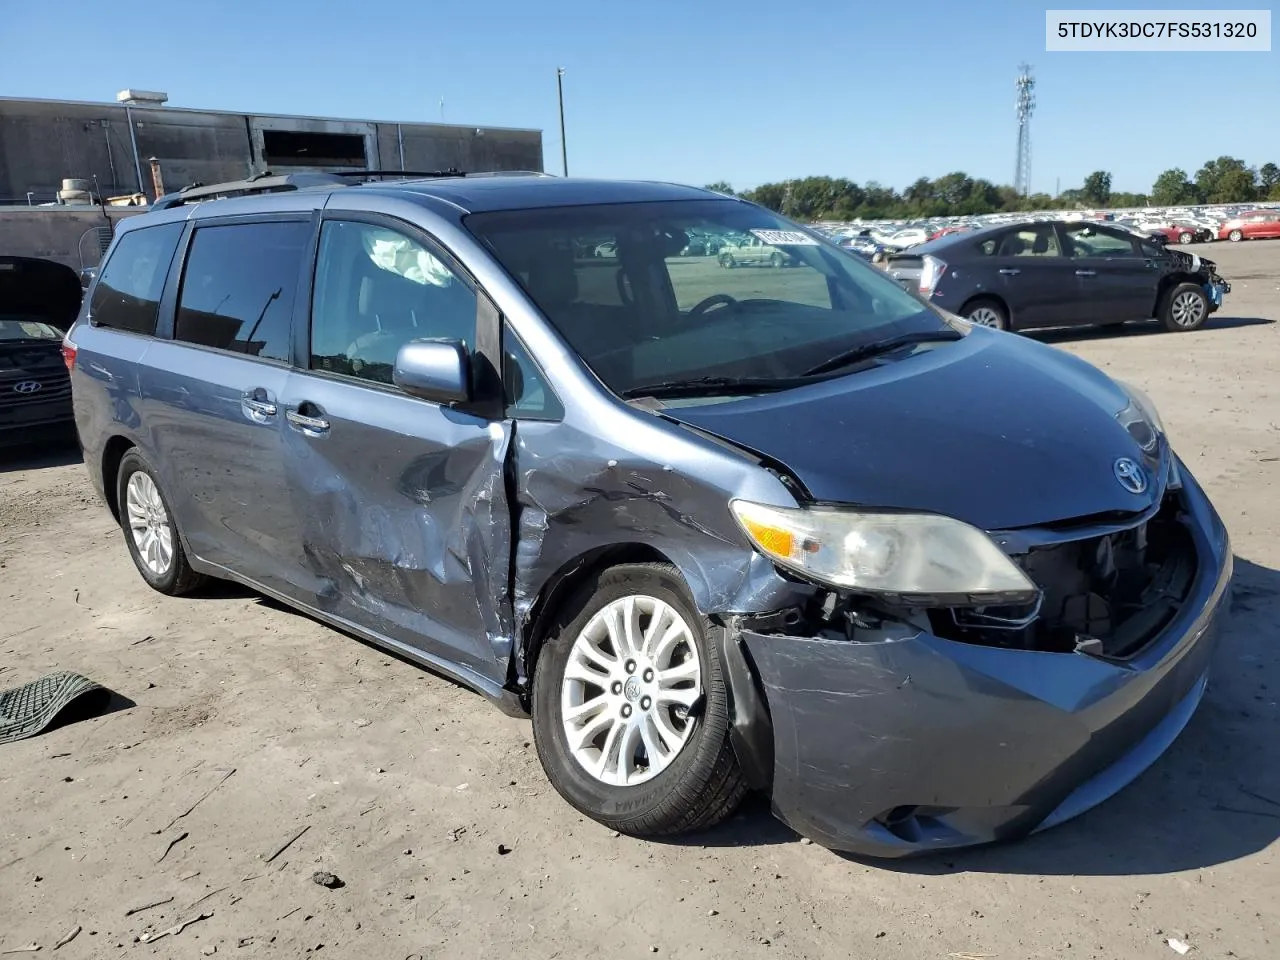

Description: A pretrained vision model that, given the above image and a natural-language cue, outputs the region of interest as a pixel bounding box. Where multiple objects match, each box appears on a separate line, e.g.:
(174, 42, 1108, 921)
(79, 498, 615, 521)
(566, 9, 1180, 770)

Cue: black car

(886, 221, 1230, 333)
(0, 256, 82, 445)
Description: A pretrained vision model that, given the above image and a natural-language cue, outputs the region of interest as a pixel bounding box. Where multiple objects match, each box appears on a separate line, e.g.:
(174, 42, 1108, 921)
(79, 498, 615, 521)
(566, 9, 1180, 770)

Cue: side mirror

(393, 339, 471, 405)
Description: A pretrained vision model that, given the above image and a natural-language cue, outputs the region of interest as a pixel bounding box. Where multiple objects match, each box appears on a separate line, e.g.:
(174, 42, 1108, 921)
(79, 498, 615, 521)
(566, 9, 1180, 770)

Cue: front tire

(531, 563, 746, 836)
(116, 449, 205, 595)
(1161, 282, 1209, 332)
(719, 254, 735, 269)
(1178, 231, 1193, 245)
(1229, 229, 1243, 242)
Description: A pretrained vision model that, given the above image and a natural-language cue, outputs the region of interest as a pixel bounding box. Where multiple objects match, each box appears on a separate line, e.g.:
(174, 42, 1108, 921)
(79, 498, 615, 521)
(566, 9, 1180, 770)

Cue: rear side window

(998, 225, 1060, 257)
(175, 221, 311, 363)
(90, 222, 184, 334)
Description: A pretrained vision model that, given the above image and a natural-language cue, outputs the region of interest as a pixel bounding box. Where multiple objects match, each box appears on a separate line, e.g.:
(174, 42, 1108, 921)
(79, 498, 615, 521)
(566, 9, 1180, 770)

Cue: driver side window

(1063, 224, 1139, 258)
(310, 219, 476, 386)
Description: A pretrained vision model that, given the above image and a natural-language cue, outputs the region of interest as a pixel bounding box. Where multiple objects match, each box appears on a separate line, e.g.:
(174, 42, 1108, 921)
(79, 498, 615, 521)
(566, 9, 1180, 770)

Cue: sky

(1, 0, 1276, 196)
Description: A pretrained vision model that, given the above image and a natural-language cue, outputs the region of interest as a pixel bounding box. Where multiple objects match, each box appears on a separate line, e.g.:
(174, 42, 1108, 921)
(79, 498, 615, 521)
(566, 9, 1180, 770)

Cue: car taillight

(61, 335, 77, 372)
(919, 255, 947, 297)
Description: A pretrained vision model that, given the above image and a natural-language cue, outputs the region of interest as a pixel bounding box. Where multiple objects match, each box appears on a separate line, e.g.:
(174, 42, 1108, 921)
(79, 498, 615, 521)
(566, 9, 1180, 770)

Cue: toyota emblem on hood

(1113, 457, 1147, 494)
(13, 380, 42, 394)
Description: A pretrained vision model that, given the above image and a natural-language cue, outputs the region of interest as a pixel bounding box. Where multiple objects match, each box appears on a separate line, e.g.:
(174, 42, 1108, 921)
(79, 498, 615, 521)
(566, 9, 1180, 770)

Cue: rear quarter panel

(70, 321, 150, 503)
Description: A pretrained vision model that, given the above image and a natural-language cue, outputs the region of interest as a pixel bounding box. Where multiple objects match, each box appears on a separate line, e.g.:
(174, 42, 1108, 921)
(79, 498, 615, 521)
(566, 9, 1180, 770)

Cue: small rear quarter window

(90, 222, 184, 335)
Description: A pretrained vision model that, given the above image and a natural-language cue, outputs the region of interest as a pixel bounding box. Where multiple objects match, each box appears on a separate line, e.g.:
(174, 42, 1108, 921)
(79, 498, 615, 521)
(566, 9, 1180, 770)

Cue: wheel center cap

(623, 676, 642, 702)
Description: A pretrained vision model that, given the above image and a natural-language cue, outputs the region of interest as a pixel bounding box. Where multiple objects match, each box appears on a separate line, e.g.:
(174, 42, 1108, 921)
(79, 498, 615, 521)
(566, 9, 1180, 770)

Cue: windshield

(0, 317, 63, 342)
(465, 200, 947, 397)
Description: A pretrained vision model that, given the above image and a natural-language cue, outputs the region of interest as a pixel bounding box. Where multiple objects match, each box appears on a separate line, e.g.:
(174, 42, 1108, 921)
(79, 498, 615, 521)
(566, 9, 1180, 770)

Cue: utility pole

(556, 67, 568, 177)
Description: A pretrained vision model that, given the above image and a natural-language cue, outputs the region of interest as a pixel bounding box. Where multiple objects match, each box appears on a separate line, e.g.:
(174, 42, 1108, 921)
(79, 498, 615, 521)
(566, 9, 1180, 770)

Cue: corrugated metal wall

(0, 98, 544, 204)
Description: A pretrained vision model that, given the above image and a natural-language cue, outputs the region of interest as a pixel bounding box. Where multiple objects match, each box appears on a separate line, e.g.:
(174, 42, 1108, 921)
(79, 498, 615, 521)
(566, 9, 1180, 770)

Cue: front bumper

(736, 466, 1232, 857)
(0, 399, 76, 444)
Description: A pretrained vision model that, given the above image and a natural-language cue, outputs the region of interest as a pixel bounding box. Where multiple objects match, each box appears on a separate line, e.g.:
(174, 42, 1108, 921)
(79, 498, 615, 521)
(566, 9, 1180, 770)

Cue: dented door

(279, 214, 513, 684)
(280, 376, 512, 680)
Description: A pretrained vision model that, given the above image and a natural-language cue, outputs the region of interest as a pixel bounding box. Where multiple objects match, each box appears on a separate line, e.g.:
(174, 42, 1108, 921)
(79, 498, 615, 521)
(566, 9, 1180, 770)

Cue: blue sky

(2, 0, 1276, 195)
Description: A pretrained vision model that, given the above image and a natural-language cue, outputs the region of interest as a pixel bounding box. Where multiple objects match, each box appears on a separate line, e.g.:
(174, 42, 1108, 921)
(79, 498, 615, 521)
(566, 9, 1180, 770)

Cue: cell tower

(1014, 64, 1036, 197)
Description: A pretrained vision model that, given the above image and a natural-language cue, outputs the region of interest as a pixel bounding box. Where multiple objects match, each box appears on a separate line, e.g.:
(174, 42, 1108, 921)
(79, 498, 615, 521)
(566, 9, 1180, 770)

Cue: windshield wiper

(801, 329, 963, 378)
(620, 375, 812, 400)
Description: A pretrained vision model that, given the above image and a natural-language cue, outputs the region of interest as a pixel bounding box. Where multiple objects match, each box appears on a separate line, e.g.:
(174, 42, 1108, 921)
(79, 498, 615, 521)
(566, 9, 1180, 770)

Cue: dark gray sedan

(887, 220, 1230, 333)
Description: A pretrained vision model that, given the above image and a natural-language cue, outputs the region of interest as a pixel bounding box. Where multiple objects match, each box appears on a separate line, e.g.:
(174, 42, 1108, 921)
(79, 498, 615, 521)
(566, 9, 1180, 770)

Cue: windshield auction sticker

(750, 229, 819, 245)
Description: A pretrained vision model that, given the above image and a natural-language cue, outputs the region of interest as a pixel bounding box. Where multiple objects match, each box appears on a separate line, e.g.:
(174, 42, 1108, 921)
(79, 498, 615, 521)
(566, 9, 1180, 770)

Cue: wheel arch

(958, 293, 1011, 328)
(101, 435, 136, 522)
(1153, 272, 1203, 316)
(516, 542, 678, 697)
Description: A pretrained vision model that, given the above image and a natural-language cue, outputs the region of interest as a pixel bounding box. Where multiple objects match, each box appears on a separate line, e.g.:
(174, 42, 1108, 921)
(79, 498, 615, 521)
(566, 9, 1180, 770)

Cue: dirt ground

(2, 240, 1278, 960)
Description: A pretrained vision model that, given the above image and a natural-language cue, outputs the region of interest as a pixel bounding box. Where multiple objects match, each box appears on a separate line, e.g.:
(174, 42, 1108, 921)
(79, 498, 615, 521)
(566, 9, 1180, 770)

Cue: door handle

(998, 268, 1021, 275)
(286, 408, 331, 436)
(1075, 269, 1097, 277)
(241, 389, 277, 421)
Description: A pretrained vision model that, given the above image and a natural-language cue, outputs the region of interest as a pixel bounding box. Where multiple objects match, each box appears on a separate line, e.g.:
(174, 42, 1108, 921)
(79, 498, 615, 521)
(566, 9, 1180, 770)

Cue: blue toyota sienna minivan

(65, 175, 1231, 856)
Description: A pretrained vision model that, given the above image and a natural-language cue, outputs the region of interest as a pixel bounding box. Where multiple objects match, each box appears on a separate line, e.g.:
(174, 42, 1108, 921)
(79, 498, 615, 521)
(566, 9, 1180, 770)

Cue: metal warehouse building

(0, 93, 544, 204)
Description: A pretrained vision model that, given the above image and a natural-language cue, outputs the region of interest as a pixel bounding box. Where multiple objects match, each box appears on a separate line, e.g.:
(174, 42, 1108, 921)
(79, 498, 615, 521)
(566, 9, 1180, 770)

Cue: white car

(883, 228, 930, 250)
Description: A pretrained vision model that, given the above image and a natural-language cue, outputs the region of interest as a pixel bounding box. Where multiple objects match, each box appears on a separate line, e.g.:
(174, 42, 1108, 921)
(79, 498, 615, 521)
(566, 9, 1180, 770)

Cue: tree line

(704, 156, 1280, 221)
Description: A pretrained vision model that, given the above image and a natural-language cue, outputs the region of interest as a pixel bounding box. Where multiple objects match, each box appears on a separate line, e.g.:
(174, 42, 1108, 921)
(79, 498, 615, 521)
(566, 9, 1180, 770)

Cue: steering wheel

(687, 293, 738, 318)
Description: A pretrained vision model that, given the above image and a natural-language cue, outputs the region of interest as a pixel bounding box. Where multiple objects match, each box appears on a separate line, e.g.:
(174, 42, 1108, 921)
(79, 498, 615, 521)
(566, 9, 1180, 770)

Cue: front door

(990, 224, 1077, 328)
(139, 216, 313, 599)
(1059, 223, 1158, 322)
(279, 213, 512, 685)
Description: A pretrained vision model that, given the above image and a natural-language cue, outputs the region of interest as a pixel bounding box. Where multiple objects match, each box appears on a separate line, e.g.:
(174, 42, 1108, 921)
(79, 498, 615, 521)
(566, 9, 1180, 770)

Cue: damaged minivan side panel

(508, 411, 815, 686)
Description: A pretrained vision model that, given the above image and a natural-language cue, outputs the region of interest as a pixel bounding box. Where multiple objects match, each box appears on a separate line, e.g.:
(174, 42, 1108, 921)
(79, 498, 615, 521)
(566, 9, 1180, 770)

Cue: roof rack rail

(150, 167, 551, 210)
(329, 168, 465, 180)
(464, 170, 555, 178)
(152, 171, 349, 210)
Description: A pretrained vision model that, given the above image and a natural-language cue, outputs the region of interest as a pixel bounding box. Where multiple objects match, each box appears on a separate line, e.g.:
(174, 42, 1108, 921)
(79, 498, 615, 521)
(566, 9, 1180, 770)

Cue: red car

(1149, 223, 1211, 245)
(928, 225, 971, 241)
(1219, 210, 1280, 241)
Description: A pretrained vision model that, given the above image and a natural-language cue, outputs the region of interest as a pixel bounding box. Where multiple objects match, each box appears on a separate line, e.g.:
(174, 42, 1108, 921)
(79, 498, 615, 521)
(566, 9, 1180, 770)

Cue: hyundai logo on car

(13, 380, 42, 394)
(1114, 457, 1147, 494)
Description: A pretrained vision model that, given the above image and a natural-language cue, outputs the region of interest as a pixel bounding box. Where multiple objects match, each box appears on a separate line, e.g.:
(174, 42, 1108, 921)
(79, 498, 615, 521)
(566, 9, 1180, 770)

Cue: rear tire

(769, 252, 783, 268)
(1160, 282, 1209, 332)
(116, 449, 205, 595)
(1228, 229, 1243, 242)
(719, 254, 735, 269)
(531, 563, 746, 837)
(962, 298, 1009, 331)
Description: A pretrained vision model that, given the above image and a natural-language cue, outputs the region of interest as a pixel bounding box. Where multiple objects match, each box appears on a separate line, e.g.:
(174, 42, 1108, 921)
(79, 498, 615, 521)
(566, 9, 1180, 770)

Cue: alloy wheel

(1170, 291, 1206, 328)
(560, 595, 702, 787)
(125, 472, 173, 576)
(967, 306, 1003, 328)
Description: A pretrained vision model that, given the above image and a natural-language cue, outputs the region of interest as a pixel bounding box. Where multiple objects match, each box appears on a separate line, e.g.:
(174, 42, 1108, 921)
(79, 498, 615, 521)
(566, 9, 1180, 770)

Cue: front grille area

(932, 493, 1197, 659)
(0, 347, 70, 409)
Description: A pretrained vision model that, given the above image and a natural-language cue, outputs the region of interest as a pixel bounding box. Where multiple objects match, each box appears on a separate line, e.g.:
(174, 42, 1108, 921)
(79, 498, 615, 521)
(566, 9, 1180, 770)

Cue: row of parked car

(821, 205, 1280, 259)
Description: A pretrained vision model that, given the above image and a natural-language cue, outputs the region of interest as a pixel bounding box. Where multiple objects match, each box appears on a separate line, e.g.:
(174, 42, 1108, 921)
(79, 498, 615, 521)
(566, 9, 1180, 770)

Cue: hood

(664, 329, 1164, 530)
(0, 257, 82, 330)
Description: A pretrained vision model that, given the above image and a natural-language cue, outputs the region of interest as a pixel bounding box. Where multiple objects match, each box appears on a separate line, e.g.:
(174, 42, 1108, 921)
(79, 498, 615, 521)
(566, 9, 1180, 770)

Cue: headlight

(1115, 381, 1164, 454)
(730, 500, 1038, 603)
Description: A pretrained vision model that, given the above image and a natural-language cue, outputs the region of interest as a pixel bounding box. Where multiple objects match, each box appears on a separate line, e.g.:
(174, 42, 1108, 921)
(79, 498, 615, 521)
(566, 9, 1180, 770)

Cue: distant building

(0, 93, 543, 205)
